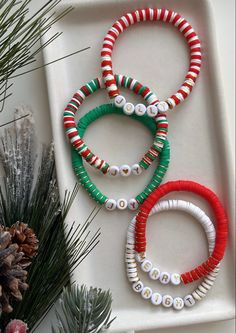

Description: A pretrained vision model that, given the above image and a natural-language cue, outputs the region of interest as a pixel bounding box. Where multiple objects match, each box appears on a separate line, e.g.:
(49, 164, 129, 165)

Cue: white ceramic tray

(42, 0, 235, 331)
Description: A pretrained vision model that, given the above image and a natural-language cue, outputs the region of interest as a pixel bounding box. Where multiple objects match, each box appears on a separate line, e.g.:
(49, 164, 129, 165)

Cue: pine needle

(0, 107, 100, 331)
(52, 285, 116, 333)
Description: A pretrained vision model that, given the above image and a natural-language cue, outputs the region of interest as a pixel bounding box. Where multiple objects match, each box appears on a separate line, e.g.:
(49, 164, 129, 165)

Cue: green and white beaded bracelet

(64, 75, 168, 176)
(72, 104, 170, 211)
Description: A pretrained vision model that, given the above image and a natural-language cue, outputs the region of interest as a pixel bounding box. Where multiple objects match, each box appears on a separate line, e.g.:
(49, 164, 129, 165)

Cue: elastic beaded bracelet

(126, 201, 220, 309)
(130, 200, 216, 286)
(72, 104, 170, 210)
(101, 8, 201, 114)
(64, 75, 168, 175)
(135, 181, 228, 284)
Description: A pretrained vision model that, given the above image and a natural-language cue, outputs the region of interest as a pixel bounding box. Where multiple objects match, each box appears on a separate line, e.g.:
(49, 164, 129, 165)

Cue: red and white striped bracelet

(101, 8, 201, 114)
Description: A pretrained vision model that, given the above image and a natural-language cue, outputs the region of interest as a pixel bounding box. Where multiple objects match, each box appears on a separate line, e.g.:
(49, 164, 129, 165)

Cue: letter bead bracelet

(101, 8, 201, 115)
(126, 199, 220, 309)
(64, 75, 168, 176)
(135, 181, 228, 284)
(72, 104, 170, 211)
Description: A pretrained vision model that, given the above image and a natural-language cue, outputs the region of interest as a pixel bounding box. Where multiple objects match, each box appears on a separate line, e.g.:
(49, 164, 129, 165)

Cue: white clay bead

(192, 291, 201, 301)
(160, 272, 171, 284)
(132, 281, 144, 293)
(162, 295, 173, 308)
(131, 164, 143, 176)
(157, 101, 169, 113)
(105, 199, 117, 211)
(170, 273, 181, 285)
(134, 103, 146, 116)
(173, 297, 184, 310)
(128, 198, 139, 211)
(146, 105, 158, 117)
(141, 260, 153, 273)
(123, 102, 135, 115)
(117, 198, 128, 210)
(149, 267, 160, 280)
(108, 165, 119, 177)
(114, 95, 126, 108)
(151, 292, 162, 305)
(141, 287, 152, 299)
(184, 295, 196, 307)
(120, 164, 131, 176)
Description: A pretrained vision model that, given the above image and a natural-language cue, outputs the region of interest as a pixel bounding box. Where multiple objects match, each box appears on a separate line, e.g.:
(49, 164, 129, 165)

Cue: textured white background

(0, 0, 234, 332)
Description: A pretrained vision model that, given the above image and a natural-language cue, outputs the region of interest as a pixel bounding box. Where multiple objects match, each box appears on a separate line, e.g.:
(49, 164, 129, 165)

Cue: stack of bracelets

(63, 8, 228, 310)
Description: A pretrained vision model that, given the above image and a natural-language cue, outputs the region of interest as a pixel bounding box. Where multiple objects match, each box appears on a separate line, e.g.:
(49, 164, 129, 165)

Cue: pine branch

(0, 108, 101, 331)
(0, 0, 73, 111)
(52, 285, 116, 333)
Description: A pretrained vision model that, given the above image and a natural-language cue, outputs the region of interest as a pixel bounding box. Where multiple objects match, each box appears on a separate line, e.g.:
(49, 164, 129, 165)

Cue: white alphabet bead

(105, 199, 117, 211)
(141, 260, 153, 273)
(120, 164, 131, 176)
(108, 165, 119, 177)
(160, 272, 171, 284)
(117, 198, 128, 210)
(173, 297, 184, 310)
(128, 198, 139, 211)
(184, 295, 196, 307)
(114, 95, 126, 108)
(146, 105, 158, 117)
(149, 267, 160, 280)
(170, 273, 181, 285)
(162, 295, 173, 308)
(132, 281, 144, 293)
(141, 287, 152, 299)
(157, 101, 169, 113)
(135, 103, 146, 116)
(131, 164, 143, 175)
(123, 102, 135, 115)
(135, 252, 145, 263)
(151, 292, 162, 305)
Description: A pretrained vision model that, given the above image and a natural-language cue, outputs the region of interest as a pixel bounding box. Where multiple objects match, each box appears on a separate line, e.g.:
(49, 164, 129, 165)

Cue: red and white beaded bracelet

(64, 74, 168, 175)
(101, 8, 201, 114)
(135, 180, 228, 284)
(126, 200, 219, 309)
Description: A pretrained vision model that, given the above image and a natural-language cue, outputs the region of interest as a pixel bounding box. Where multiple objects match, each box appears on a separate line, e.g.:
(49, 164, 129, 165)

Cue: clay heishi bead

(160, 272, 171, 284)
(135, 103, 147, 116)
(151, 292, 162, 305)
(141, 259, 153, 273)
(114, 95, 126, 108)
(146, 105, 158, 117)
(117, 198, 128, 210)
(120, 165, 131, 176)
(141, 286, 152, 299)
(108, 165, 120, 177)
(105, 199, 117, 211)
(123, 102, 135, 115)
(149, 267, 161, 280)
(132, 281, 144, 293)
(173, 297, 184, 310)
(184, 295, 196, 307)
(131, 164, 143, 176)
(157, 101, 169, 113)
(162, 295, 173, 308)
(128, 198, 139, 211)
(170, 273, 181, 285)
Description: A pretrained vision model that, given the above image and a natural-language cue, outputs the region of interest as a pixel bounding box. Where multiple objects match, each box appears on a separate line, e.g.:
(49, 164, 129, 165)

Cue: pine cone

(0, 227, 29, 313)
(8, 222, 39, 268)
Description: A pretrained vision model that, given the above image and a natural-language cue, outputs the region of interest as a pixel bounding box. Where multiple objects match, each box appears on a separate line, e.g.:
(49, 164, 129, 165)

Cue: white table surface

(0, 0, 234, 332)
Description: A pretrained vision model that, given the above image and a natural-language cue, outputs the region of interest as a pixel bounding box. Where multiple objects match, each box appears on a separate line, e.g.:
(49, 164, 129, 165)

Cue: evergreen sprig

(0, 0, 73, 110)
(52, 285, 115, 333)
(0, 108, 101, 331)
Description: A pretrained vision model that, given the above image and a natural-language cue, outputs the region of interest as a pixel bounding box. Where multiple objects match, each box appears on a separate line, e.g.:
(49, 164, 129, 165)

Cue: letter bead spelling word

(151, 292, 162, 306)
